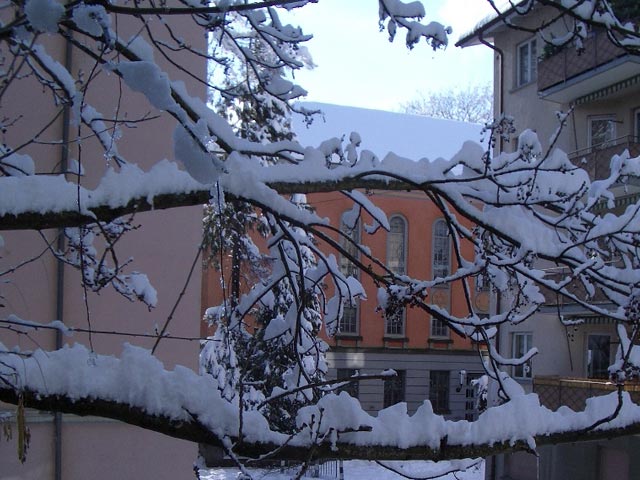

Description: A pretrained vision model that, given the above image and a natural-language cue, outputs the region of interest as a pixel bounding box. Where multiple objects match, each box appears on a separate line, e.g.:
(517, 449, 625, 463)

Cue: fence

(308, 459, 343, 479)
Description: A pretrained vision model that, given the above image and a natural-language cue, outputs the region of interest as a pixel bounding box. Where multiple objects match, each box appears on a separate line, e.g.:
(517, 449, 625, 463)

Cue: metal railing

(309, 459, 343, 479)
(534, 376, 640, 411)
(538, 29, 631, 91)
(538, 267, 612, 307)
(568, 135, 640, 181)
(569, 135, 640, 159)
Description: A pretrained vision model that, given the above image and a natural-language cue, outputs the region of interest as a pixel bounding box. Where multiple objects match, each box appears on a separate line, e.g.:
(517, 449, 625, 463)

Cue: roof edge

(455, 1, 524, 48)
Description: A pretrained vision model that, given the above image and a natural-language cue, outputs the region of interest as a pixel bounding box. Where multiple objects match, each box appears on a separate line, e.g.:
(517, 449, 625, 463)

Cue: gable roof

(292, 102, 483, 162)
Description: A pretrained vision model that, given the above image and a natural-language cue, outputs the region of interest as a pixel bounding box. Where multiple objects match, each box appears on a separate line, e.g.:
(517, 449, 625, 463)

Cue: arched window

(339, 209, 360, 278)
(432, 219, 450, 279)
(387, 215, 407, 275)
(431, 219, 450, 338)
(384, 215, 407, 336)
(339, 210, 360, 334)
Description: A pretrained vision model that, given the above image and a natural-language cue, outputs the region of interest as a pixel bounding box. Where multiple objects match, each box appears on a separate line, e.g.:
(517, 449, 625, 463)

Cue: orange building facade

(310, 190, 485, 419)
(201, 188, 487, 420)
(200, 104, 488, 421)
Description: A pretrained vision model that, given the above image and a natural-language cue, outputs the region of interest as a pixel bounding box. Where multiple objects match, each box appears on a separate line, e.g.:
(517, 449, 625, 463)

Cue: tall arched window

(387, 215, 407, 275)
(339, 210, 360, 334)
(384, 215, 407, 336)
(431, 219, 450, 338)
(432, 219, 450, 279)
(339, 209, 360, 278)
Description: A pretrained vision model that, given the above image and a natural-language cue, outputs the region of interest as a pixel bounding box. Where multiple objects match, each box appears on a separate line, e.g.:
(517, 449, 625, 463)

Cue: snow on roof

(292, 102, 484, 162)
(456, 1, 526, 47)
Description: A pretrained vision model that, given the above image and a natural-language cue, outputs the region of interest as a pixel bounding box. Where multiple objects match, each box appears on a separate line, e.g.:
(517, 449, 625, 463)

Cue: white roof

(292, 102, 484, 162)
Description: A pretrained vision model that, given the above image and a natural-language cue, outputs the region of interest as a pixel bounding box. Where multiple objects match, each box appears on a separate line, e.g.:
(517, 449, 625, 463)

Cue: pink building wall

(1, 13, 205, 480)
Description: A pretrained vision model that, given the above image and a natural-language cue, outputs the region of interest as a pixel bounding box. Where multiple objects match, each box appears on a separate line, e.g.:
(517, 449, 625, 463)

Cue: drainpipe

(479, 33, 505, 153)
(54, 29, 74, 480)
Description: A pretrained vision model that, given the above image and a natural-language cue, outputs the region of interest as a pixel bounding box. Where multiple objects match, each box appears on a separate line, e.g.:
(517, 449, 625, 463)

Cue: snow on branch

(3, 344, 640, 461)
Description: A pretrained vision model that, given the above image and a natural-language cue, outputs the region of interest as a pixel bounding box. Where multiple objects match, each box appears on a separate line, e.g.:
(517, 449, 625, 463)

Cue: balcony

(534, 376, 640, 411)
(538, 29, 640, 103)
(568, 135, 640, 181)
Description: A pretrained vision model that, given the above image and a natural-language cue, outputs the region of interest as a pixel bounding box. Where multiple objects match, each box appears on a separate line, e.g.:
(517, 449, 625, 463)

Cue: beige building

(459, 3, 640, 480)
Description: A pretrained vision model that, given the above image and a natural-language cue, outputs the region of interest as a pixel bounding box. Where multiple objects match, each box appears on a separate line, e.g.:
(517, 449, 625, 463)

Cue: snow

(3, 342, 640, 455)
(117, 61, 177, 111)
(200, 459, 485, 480)
(173, 121, 220, 184)
(124, 272, 158, 308)
(0, 174, 89, 216)
(2, 151, 35, 176)
(24, 0, 64, 33)
(380, 0, 426, 20)
(71, 4, 111, 39)
(0, 160, 202, 217)
(293, 102, 483, 162)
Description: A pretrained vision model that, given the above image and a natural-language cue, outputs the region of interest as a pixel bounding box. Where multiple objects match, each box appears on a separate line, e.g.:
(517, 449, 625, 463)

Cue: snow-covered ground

(201, 459, 485, 480)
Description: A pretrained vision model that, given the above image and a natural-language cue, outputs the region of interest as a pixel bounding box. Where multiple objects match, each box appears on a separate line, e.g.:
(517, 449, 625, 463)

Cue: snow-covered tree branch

(3, 343, 640, 463)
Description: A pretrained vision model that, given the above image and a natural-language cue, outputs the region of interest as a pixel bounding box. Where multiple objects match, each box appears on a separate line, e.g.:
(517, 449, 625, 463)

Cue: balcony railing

(539, 267, 612, 307)
(534, 376, 640, 411)
(538, 29, 631, 92)
(568, 135, 640, 181)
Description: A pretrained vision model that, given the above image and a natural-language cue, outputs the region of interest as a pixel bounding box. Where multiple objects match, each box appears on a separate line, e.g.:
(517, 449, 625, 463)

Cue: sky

(284, 0, 496, 112)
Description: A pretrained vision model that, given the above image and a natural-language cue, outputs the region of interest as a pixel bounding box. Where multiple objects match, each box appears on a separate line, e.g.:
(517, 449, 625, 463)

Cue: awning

(574, 72, 640, 105)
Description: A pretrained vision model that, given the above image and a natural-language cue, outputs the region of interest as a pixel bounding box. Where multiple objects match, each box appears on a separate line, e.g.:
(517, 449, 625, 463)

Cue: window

(339, 300, 358, 334)
(432, 219, 450, 279)
(589, 115, 616, 149)
(464, 373, 483, 421)
(339, 210, 360, 278)
(634, 108, 640, 141)
(429, 370, 450, 414)
(517, 38, 537, 87)
(587, 334, 611, 379)
(387, 215, 407, 275)
(430, 274, 450, 339)
(383, 370, 405, 407)
(336, 368, 359, 398)
(513, 333, 533, 379)
(385, 308, 405, 336)
(431, 318, 449, 338)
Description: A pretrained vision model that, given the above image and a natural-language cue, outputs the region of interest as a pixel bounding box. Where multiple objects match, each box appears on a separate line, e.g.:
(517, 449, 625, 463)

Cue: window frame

(587, 334, 611, 379)
(512, 332, 534, 380)
(516, 37, 537, 88)
(464, 372, 483, 421)
(432, 218, 450, 280)
(429, 370, 450, 415)
(588, 115, 617, 149)
(430, 219, 450, 339)
(338, 299, 359, 335)
(383, 370, 406, 408)
(387, 214, 408, 276)
(430, 317, 449, 339)
(385, 306, 405, 337)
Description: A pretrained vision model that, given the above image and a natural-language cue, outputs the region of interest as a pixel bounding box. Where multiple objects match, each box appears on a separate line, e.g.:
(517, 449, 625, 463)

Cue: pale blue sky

(285, 0, 495, 112)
